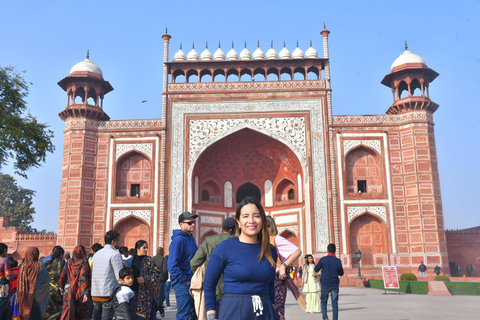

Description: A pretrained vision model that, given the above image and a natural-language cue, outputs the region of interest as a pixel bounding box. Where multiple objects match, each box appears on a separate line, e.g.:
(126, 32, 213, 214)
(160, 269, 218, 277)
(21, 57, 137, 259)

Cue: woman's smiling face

(237, 203, 262, 238)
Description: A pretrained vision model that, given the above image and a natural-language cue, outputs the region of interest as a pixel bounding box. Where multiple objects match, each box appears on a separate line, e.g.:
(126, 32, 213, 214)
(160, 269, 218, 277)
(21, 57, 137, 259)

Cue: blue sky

(1, 0, 479, 231)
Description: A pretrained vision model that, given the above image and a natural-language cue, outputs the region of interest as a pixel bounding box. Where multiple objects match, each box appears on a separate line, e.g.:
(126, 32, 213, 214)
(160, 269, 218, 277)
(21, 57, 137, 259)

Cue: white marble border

(169, 99, 329, 251)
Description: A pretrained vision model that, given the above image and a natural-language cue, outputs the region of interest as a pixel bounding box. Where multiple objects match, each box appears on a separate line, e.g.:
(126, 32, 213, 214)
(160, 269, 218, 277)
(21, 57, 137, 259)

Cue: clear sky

(1, 0, 479, 232)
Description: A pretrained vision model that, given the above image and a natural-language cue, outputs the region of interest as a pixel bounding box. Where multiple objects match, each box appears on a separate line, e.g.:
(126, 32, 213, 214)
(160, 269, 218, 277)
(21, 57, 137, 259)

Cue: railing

(16, 233, 57, 241)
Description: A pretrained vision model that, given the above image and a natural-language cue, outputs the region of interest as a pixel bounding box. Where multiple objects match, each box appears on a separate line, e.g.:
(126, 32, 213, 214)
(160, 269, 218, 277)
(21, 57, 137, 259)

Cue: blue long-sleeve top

(314, 254, 344, 286)
(167, 229, 198, 288)
(203, 238, 278, 312)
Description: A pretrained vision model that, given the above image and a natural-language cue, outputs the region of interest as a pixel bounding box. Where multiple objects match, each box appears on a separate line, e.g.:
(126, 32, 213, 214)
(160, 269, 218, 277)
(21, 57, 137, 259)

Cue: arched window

(288, 188, 295, 200)
(201, 180, 221, 203)
(115, 152, 152, 198)
(398, 80, 408, 99)
(236, 182, 261, 203)
(276, 178, 295, 203)
(202, 190, 209, 201)
(345, 147, 383, 195)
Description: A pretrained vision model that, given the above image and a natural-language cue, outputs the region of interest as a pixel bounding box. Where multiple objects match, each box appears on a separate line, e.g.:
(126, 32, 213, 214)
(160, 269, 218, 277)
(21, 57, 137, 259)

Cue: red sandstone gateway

(0, 29, 454, 278)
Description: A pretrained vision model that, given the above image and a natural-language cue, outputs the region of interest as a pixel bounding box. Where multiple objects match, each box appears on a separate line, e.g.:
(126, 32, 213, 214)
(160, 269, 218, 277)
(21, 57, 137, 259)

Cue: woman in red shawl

(59, 245, 93, 320)
(17, 247, 50, 320)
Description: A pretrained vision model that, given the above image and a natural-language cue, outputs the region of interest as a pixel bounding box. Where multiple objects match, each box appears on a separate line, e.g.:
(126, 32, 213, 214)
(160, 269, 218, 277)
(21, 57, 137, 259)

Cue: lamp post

(355, 249, 362, 278)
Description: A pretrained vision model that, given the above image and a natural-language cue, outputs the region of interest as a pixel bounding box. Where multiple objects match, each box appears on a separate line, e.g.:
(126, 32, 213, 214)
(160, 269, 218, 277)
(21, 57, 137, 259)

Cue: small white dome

(266, 46, 278, 59)
(174, 45, 187, 61)
(240, 48, 252, 60)
(227, 45, 238, 60)
(201, 46, 213, 60)
(391, 50, 425, 70)
(240, 46, 252, 60)
(305, 42, 318, 58)
(292, 46, 304, 59)
(214, 45, 225, 60)
(279, 45, 291, 59)
(253, 47, 264, 59)
(70, 58, 103, 77)
(187, 44, 200, 61)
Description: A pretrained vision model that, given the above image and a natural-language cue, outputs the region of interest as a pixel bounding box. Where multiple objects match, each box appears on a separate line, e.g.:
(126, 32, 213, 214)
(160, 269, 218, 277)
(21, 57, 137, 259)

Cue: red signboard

(382, 266, 399, 289)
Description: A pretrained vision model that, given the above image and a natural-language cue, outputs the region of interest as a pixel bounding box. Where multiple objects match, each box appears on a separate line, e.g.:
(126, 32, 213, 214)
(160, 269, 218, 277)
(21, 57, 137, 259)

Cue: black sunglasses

(182, 221, 195, 225)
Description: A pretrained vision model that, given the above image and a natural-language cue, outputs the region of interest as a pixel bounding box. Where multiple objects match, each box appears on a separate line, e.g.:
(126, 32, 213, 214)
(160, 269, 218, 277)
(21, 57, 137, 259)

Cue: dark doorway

(236, 182, 261, 203)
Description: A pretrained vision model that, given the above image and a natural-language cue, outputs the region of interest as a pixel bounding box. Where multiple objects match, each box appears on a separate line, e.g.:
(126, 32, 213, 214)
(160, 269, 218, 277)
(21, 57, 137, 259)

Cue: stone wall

(0, 217, 57, 261)
(446, 227, 480, 276)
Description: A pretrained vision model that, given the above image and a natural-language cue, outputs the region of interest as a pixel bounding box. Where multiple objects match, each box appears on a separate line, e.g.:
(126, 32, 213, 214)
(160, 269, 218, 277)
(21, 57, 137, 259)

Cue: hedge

(369, 279, 428, 294)
(368, 279, 480, 296)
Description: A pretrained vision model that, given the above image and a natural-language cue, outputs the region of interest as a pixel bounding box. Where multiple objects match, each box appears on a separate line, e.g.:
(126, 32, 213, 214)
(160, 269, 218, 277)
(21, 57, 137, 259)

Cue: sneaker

(166, 306, 173, 310)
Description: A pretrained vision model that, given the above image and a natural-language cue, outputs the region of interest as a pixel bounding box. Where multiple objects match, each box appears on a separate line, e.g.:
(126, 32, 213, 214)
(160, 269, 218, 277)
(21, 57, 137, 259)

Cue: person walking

(418, 261, 427, 278)
(124, 240, 161, 320)
(314, 244, 344, 320)
(45, 246, 65, 320)
(266, 216, 302, 320)
(91, 230, 124, 320)
(303, 254, 320, 313)
(168, 211, 199, 320)
(433, 265, 443, 276)
(59, 245, 93, 320)
(17, 247, 51, 320)
(153, 247, 168, 318)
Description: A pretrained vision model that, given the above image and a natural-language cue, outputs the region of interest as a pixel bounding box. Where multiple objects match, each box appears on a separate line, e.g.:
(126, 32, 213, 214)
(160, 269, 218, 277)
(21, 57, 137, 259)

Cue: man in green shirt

(190, 217, 236, 301)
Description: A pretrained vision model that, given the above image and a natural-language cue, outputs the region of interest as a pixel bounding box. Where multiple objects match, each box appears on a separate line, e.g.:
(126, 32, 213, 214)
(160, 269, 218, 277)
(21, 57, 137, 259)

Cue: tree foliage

(0, 173, 38, 232)
(0, 66, 55, 178)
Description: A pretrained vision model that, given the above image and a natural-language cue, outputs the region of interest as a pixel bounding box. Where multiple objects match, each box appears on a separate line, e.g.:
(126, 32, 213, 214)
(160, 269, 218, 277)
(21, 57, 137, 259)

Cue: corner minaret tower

(381, 43, 439, 114)
(56, 53, 113, 251)
(58, 52, 113, 120)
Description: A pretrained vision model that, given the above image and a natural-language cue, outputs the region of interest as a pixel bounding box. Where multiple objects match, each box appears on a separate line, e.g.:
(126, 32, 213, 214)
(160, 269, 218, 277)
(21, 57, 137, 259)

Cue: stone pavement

(160, 287, 480, 319)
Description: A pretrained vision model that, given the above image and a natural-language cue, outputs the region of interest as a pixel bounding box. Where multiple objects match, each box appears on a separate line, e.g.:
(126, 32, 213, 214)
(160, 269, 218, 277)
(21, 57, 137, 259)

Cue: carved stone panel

(113, 209, 151, 227)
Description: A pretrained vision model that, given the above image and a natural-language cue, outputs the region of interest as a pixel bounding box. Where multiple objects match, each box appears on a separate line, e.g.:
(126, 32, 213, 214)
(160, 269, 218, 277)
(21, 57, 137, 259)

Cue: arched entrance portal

(349, 214, 387, 267)
(192, 128, 304, 241)
(236, 182, 261, 203)
(115, 217, 151, 255)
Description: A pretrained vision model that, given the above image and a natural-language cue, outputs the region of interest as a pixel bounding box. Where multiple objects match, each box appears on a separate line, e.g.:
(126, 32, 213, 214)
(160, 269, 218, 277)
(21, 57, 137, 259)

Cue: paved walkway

(160, 287, 480, 319)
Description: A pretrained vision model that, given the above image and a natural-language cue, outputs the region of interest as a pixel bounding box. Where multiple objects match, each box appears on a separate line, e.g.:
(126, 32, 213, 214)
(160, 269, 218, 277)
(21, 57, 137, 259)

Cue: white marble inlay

(113, 209, 151, 226)
(343, 139, 381, 155)
(116, 143, 153, 161)
(347, 206, 387, 224)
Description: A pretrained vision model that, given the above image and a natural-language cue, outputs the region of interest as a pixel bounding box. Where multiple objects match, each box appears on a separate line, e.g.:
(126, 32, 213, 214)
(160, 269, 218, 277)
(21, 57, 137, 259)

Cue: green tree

(0, 173, 37, 232)
(0, 66, 55, 178)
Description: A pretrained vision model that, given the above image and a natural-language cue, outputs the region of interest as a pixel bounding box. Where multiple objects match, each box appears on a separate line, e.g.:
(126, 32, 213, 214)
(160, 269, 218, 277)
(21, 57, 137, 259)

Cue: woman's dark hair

(134, 240, 148, 255)
(0, 243, 7, 255)
(235, 196, 275, 268)
(51, 246, 65, 260)
(304, 254, 315, 265)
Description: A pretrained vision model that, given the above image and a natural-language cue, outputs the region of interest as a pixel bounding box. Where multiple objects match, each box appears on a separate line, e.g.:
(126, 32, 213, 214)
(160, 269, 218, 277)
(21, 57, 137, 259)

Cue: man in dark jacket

(314, 243, 344, 320)
(190, 217, 236, 302)
(153, 247, 168, 317)
(168, 211, 198, 320)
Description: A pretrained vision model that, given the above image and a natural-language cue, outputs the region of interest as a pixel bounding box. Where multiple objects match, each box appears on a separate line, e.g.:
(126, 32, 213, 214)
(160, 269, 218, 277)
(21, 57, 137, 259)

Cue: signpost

(382, 266, 400, 294)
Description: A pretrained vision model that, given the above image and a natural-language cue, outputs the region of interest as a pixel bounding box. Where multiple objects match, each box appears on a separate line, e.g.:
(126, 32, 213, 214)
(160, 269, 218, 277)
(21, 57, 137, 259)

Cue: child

(112, 267, 136, 320)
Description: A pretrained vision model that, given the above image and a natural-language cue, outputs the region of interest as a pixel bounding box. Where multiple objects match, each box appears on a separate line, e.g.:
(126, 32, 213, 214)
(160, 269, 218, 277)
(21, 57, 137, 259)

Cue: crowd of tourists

(0, 197, 344, 320)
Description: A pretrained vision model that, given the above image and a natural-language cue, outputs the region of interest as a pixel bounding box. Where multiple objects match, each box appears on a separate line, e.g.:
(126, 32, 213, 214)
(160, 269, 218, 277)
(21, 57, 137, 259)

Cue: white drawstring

(251, 295, 263, 316)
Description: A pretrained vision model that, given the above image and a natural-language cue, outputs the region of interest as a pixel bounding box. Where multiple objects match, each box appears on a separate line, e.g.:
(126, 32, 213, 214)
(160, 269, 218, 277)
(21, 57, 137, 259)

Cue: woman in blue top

(204, 196, 280, 320)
